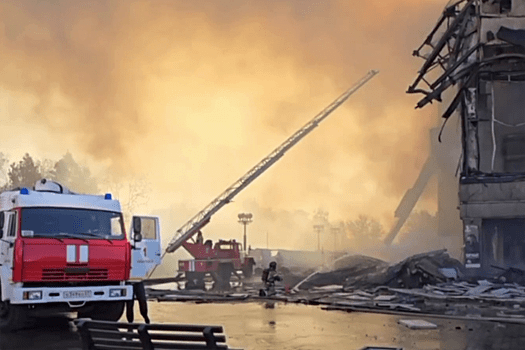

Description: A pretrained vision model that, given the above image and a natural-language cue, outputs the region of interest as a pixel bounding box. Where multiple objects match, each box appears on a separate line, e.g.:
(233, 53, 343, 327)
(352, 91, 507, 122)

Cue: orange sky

(0, 0, 452, 252)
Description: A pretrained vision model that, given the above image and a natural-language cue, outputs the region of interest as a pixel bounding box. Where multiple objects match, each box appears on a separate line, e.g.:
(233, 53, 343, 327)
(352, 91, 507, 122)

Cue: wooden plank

(147, 332, 226, 343)
(145, 324, 223, 333)
(79, 319, 142, 331)
(91, 337, 143, 349)
(90, 328, 140, 340)
(93, 345, 141, 350)
(148, 342, 228, 350)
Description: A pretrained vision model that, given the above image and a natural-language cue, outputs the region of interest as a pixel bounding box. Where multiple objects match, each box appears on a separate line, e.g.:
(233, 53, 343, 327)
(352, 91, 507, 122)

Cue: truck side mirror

(133, 217, 142, 243)
(0, 212, 4, 239)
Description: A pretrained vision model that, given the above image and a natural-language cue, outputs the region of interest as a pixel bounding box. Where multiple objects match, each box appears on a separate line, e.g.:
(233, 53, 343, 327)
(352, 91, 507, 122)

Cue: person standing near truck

(126, 281, 150, 324)
(259, 261, 282, 296)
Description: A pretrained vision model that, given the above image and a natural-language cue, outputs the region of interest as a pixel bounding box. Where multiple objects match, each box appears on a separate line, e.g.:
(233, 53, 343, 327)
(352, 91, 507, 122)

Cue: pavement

(0, 302, 524, 349)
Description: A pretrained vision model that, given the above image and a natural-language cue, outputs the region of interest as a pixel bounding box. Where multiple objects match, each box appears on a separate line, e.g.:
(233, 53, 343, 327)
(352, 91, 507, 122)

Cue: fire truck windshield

(21, 208, 125, 239)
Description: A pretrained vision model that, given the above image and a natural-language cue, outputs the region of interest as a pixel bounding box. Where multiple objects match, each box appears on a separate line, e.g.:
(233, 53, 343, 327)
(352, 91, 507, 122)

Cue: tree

(101, 175, 150, 222)
(125, 178, 150, 217)
(51, 152, 98, 194)
(7, 153, 42, 189)
(0, 153, 9, 189)
(346, 215, 383, 246)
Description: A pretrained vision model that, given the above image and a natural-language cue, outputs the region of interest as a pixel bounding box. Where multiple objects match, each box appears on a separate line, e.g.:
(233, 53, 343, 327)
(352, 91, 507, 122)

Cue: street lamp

(313, 224, 324, 251)
(238, 213, 253, 253)
(331, 226, 340, 252)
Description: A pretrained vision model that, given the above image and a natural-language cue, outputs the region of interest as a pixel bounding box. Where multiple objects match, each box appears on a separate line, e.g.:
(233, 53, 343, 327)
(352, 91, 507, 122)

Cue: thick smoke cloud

(0, 0, 448, 248)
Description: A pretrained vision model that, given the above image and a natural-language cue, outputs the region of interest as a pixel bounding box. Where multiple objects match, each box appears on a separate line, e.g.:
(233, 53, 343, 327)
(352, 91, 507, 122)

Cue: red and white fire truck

(178, 238, 255, 289)
(0, 179, 161, 331)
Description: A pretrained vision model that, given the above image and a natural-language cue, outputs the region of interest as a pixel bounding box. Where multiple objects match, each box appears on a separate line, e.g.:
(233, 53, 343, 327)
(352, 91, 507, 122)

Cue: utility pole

(331, 226, 340, 253)
(238, 213, 253, 253)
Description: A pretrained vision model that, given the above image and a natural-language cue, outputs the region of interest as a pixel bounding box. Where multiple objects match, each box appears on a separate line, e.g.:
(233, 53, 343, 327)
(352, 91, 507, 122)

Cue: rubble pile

(344, 250, 463, 290)
(298, 255, 388, 290)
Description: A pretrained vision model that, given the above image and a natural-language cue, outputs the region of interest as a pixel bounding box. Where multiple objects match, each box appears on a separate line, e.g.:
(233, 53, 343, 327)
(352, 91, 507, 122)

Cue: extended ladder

(164, 70, 379, 256)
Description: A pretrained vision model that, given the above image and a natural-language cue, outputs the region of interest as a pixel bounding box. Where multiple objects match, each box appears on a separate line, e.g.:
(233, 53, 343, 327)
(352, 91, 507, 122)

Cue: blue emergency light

(104, 193, 112, 200)
(20, 188, 29, 195)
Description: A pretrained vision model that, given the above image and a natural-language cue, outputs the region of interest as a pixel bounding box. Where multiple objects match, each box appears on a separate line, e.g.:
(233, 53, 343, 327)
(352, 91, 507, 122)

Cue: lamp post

(238, 213, 253, 253)
(313, 224, 324, 251)
(331, 226, 340, 252)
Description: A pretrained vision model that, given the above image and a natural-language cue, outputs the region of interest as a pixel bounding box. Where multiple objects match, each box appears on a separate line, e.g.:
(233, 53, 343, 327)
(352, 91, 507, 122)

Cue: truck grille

(41, 268, 109, 281)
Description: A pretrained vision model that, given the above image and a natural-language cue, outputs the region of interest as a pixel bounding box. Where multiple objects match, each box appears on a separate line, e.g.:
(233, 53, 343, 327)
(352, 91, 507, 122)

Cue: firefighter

(196, 230, 204, 245)
(126, 281, 150, 324)
(259, 261, 282, 296)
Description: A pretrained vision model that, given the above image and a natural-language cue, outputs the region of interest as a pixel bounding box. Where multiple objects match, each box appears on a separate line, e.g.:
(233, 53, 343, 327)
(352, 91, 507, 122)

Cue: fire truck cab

(0, 179, 161, 331)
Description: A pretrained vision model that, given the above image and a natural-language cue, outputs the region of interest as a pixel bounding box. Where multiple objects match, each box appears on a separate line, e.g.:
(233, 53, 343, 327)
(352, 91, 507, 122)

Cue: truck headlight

(23, 291, 42, 300)
(109, 288, 126, 297)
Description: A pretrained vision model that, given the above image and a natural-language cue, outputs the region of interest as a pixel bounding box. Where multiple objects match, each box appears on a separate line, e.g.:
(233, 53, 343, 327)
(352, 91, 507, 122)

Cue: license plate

(63, 290, 92, 299)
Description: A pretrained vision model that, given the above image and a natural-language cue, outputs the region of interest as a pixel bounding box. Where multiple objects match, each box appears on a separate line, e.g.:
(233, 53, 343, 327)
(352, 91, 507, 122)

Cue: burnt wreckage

(409, 0, 525, 276)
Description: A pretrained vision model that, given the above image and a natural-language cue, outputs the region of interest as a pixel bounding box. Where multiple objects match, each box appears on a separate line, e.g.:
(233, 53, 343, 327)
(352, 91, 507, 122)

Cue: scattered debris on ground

(145, 250, 525, 324)
(398, 319, 437, 329)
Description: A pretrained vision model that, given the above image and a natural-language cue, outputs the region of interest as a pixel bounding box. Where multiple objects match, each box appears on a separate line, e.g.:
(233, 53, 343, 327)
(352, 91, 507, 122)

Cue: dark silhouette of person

(259, 261, 282, 296)
(126, 281, 150, 324)
(196, 231, 204, 245)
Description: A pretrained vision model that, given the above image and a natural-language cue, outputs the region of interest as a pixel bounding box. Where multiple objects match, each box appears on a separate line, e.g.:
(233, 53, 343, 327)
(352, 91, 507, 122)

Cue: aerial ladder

(148, 70, 379, 278)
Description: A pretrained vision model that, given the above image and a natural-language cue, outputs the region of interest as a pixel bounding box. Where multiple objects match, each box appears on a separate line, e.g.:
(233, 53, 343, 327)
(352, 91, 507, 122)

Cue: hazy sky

(0, 0, 450, 251)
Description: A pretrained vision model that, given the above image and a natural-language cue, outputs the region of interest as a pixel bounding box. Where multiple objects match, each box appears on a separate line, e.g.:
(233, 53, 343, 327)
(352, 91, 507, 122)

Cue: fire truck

(178, 238, 255, 289)
(151, 71, 379, 288)
(0, 179, 161, 331)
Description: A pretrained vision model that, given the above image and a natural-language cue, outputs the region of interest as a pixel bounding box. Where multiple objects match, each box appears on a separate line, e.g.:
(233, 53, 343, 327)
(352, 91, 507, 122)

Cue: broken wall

(408, 0, 525, 276)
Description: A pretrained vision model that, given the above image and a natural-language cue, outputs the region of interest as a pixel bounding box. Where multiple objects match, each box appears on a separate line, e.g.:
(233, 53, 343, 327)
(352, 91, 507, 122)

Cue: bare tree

(101, 175, 150, 222)
(125, 178, 150, 218)
(346, 215, 384, 246)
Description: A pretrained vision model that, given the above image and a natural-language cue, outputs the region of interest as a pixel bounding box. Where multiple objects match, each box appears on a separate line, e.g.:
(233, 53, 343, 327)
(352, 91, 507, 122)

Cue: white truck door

(130, 216, 162, 279)
(0, 211, 16, 283)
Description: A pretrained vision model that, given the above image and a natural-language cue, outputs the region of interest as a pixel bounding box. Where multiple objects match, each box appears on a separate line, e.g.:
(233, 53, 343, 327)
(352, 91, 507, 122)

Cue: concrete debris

(493, 266, 525, 285)
(398, 319, 437, 330)
(297, 255, 388, 290)
(464, 285, 492, 296)
(438, 268, 458, 280)
(310, 285, 344, 293)
(374, 295, 397, 302)
(344, 250, 462, 290)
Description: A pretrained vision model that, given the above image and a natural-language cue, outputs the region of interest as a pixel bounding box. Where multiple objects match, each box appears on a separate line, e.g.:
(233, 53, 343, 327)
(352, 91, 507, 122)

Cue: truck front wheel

(78, 301, 125, 321)
(0, 291, 27, 332)
(213, 264, 234, 290)
(243, 264, 254, 278)
(185, 272, 205, 290)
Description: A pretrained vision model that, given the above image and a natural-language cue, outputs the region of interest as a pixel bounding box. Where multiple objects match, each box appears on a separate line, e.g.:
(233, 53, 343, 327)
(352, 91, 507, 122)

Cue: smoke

(0, 0, 449, 249)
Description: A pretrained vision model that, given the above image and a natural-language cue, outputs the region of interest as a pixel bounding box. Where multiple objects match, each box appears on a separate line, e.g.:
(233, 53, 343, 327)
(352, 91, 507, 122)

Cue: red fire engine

(0, 179, 161, 331)
(178, 237, 255, 289)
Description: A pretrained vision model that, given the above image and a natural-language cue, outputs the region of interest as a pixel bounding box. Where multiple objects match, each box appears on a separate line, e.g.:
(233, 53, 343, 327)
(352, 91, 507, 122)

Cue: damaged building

(408, 0, 525, 276)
